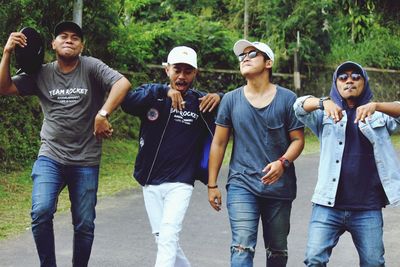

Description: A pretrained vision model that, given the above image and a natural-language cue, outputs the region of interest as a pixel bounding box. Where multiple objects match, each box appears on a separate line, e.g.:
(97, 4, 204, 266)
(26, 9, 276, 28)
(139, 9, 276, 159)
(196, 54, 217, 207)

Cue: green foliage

(327, 26, 400, 69)
(336, 0, 376, 43)
(0, 96, 42, 171)
(124, 0, 152, 14)
(81, 0, 121, 63)
(1, 0, 400, 176)
(110, 11, 239, 70)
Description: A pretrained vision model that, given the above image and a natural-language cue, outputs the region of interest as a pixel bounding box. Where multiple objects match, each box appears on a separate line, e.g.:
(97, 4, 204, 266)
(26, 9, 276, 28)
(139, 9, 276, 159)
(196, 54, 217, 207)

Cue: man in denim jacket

(294, 61, 400, 266)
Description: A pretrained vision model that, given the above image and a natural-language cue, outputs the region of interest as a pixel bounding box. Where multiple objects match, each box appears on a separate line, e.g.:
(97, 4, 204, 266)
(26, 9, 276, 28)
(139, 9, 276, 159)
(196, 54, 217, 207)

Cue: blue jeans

(227, 183, 292, 267)
(31, 156, 99, 267)
(305, 204, 385, 267)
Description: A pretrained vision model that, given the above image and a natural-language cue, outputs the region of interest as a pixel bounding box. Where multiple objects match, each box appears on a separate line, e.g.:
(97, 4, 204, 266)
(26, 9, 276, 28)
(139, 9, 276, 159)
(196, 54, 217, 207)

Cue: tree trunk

(73, 0, 83, 27)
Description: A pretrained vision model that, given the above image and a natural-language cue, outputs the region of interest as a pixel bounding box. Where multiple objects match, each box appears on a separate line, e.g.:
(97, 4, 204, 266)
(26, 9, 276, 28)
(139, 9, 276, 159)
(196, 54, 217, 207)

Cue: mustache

(344, 85, 354, 90)
(175, 80, 189, 87)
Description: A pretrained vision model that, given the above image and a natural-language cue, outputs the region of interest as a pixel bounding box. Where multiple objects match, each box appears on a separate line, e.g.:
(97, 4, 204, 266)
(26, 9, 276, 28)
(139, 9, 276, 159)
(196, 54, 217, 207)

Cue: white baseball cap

(233, 39, 274, 62)
(165, 46, 198, 69)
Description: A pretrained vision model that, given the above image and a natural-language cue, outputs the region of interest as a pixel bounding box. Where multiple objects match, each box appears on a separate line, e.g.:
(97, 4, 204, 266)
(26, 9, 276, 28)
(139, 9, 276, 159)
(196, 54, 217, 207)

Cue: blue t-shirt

(334, 108, 387, 210)
(216, 86, 303, 200)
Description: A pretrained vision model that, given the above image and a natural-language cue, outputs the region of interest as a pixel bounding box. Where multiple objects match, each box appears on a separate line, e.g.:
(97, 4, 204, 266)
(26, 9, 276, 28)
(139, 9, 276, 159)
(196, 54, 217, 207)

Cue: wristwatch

(278, 157, 290, 169)
(98, 109, 109, 118)
(317, 96, 330, 110)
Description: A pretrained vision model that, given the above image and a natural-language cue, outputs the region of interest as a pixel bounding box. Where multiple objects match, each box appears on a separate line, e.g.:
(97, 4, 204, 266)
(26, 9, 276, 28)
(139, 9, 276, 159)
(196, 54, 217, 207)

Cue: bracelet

(207, 184, 218, 189)
(318, 96, 331, 110)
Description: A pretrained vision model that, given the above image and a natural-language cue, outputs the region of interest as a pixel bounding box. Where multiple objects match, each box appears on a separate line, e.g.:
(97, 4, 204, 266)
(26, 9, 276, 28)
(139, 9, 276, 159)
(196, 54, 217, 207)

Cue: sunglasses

(238, 50, 260, 62)
(337, 73, 363, 82)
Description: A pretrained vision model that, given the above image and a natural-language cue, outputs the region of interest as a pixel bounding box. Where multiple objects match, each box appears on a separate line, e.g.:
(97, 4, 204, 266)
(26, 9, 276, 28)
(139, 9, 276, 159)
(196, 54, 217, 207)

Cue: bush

(327, 28, 400, 69)
(109, 12, 239, 71)
(0, 96, 42, 172)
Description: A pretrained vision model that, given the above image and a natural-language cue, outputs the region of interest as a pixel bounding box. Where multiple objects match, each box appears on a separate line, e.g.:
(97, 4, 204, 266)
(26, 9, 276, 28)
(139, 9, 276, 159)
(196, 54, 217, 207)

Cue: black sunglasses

(337, 73, 363, 82)
(238, 50, 260, 62)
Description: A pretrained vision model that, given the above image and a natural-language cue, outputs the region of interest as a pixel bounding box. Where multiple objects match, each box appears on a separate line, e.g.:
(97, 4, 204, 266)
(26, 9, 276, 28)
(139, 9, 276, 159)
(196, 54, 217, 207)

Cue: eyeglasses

(238, 50, 260, 62)
(337, 73, 363, 82)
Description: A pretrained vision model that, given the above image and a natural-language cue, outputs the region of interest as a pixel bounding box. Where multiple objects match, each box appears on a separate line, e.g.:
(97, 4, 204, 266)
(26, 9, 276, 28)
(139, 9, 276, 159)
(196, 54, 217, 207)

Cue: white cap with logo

(165, 46, 198, 69)
(233, 39, 274, 62)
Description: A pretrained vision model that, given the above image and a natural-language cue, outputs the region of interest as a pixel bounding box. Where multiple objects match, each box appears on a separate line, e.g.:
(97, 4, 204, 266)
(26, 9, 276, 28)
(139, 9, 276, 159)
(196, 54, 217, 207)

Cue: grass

(0, 138, 138, 240)
(0, 134, 399, 240)
(0, 168, 32, 239)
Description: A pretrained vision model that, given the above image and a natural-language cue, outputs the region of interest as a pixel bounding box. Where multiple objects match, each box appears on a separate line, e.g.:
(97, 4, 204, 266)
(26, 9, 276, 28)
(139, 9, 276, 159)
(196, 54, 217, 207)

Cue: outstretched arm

(94, 77, 131, 139)
(302, 96, 343, 122)
(199, 93, 221, 112)
(261, 128, 305, 185)
(0, 32, 27, 95)
(355, 101, 400, 123)
(208, 125, 230, 211)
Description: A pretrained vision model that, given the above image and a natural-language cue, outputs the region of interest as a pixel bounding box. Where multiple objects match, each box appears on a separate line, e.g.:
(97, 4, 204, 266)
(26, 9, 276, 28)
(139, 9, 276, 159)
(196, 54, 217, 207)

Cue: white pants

(143, 182, 193, 267)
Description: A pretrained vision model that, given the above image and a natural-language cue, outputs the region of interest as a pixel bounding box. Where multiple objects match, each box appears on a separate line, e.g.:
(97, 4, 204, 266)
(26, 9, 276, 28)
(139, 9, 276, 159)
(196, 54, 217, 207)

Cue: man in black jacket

(121, 46, 221, 267)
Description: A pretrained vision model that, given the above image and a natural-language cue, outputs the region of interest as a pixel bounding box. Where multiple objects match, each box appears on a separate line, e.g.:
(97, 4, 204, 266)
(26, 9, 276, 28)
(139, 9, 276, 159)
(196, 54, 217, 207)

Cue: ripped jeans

(227, 183, 292, 267)
(143, 182, 193, 267)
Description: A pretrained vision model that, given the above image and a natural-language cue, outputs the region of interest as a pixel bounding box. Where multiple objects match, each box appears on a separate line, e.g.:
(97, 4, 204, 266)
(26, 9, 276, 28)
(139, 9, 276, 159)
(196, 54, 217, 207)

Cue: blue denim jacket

(294, 96, 400, 207)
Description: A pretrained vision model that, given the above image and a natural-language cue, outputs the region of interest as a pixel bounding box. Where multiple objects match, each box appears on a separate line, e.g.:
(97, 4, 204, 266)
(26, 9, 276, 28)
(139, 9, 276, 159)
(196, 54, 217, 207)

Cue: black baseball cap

(54, 21, 83, 39)
(336, 61, 364, 77)
(15, 27, 44, 74)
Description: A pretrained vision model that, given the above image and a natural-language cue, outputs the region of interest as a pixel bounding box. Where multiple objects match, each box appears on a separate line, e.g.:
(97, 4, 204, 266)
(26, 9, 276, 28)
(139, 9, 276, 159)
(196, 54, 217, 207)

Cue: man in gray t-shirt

(0, 21, 131, 266)
(208, 39, 304, 266)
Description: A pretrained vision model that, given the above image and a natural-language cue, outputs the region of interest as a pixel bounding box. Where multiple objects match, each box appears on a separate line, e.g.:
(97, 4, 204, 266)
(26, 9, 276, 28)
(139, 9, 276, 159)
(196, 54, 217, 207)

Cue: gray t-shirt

(13, 56, 123, 166)
(216, 86, 303, 200)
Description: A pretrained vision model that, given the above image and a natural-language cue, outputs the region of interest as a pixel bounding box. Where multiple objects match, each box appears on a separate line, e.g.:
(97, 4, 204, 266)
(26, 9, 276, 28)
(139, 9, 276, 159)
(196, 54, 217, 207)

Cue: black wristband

(318, 96, 330, 110)
(207, 184, 218, 189)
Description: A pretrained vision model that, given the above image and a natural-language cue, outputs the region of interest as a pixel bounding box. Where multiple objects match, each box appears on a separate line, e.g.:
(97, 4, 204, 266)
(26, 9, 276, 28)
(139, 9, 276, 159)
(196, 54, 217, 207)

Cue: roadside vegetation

(1, 134, 400, 239)
(0, 139, 138, 239)
(1, 0, 400, 240)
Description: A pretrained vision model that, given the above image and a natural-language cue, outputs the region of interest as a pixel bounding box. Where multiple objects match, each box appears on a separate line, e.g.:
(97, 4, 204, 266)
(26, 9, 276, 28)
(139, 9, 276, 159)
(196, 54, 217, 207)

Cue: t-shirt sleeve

(12, 73, 39, 96)
(215, 92, 232, 128)
(285, 92, 304, 131)
(88, 57, 124, 92)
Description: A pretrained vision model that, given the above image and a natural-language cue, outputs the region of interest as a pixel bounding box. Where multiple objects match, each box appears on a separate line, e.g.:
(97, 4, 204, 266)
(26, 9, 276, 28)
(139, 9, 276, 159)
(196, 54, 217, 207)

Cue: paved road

(1, 153, 400, 266)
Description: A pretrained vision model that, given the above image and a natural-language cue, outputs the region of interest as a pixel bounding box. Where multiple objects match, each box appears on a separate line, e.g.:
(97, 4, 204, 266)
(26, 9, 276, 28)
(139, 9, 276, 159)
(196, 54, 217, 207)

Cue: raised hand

(355, 102, 376, 123)
(199, 93, 221, 112)
(3, 32, 27, 54)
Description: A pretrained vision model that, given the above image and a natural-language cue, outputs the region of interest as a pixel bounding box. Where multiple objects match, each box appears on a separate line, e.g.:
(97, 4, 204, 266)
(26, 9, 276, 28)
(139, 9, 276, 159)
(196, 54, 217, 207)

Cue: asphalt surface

(1, 152, 400, 267)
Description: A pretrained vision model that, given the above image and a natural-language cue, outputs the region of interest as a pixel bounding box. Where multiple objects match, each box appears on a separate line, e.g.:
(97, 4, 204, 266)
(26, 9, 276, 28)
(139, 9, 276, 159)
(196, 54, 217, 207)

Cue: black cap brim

(54, 21, 83, 39)
(15, 27, 44, 74)
(337, 61, 364, 76)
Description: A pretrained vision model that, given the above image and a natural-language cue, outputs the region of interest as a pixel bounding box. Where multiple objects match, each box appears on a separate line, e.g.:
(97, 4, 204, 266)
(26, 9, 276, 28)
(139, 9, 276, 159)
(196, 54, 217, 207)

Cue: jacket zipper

(144, 90, 214, 185)
(144, 109, 172, 185)
(194, 89, 214, 139)
(199, 111, 214, 139)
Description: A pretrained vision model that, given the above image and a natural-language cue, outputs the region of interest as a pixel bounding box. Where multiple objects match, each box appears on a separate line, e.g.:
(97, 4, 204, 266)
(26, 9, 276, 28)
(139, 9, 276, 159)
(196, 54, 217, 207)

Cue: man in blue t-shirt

(121, 46, 222, 267)
(208, 39, 304, 266)
(294, 61, 400, 266)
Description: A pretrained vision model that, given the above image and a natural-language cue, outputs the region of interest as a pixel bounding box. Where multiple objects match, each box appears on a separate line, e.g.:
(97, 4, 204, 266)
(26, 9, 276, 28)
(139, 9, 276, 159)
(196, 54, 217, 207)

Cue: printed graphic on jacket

(171, 107, 199, 125)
